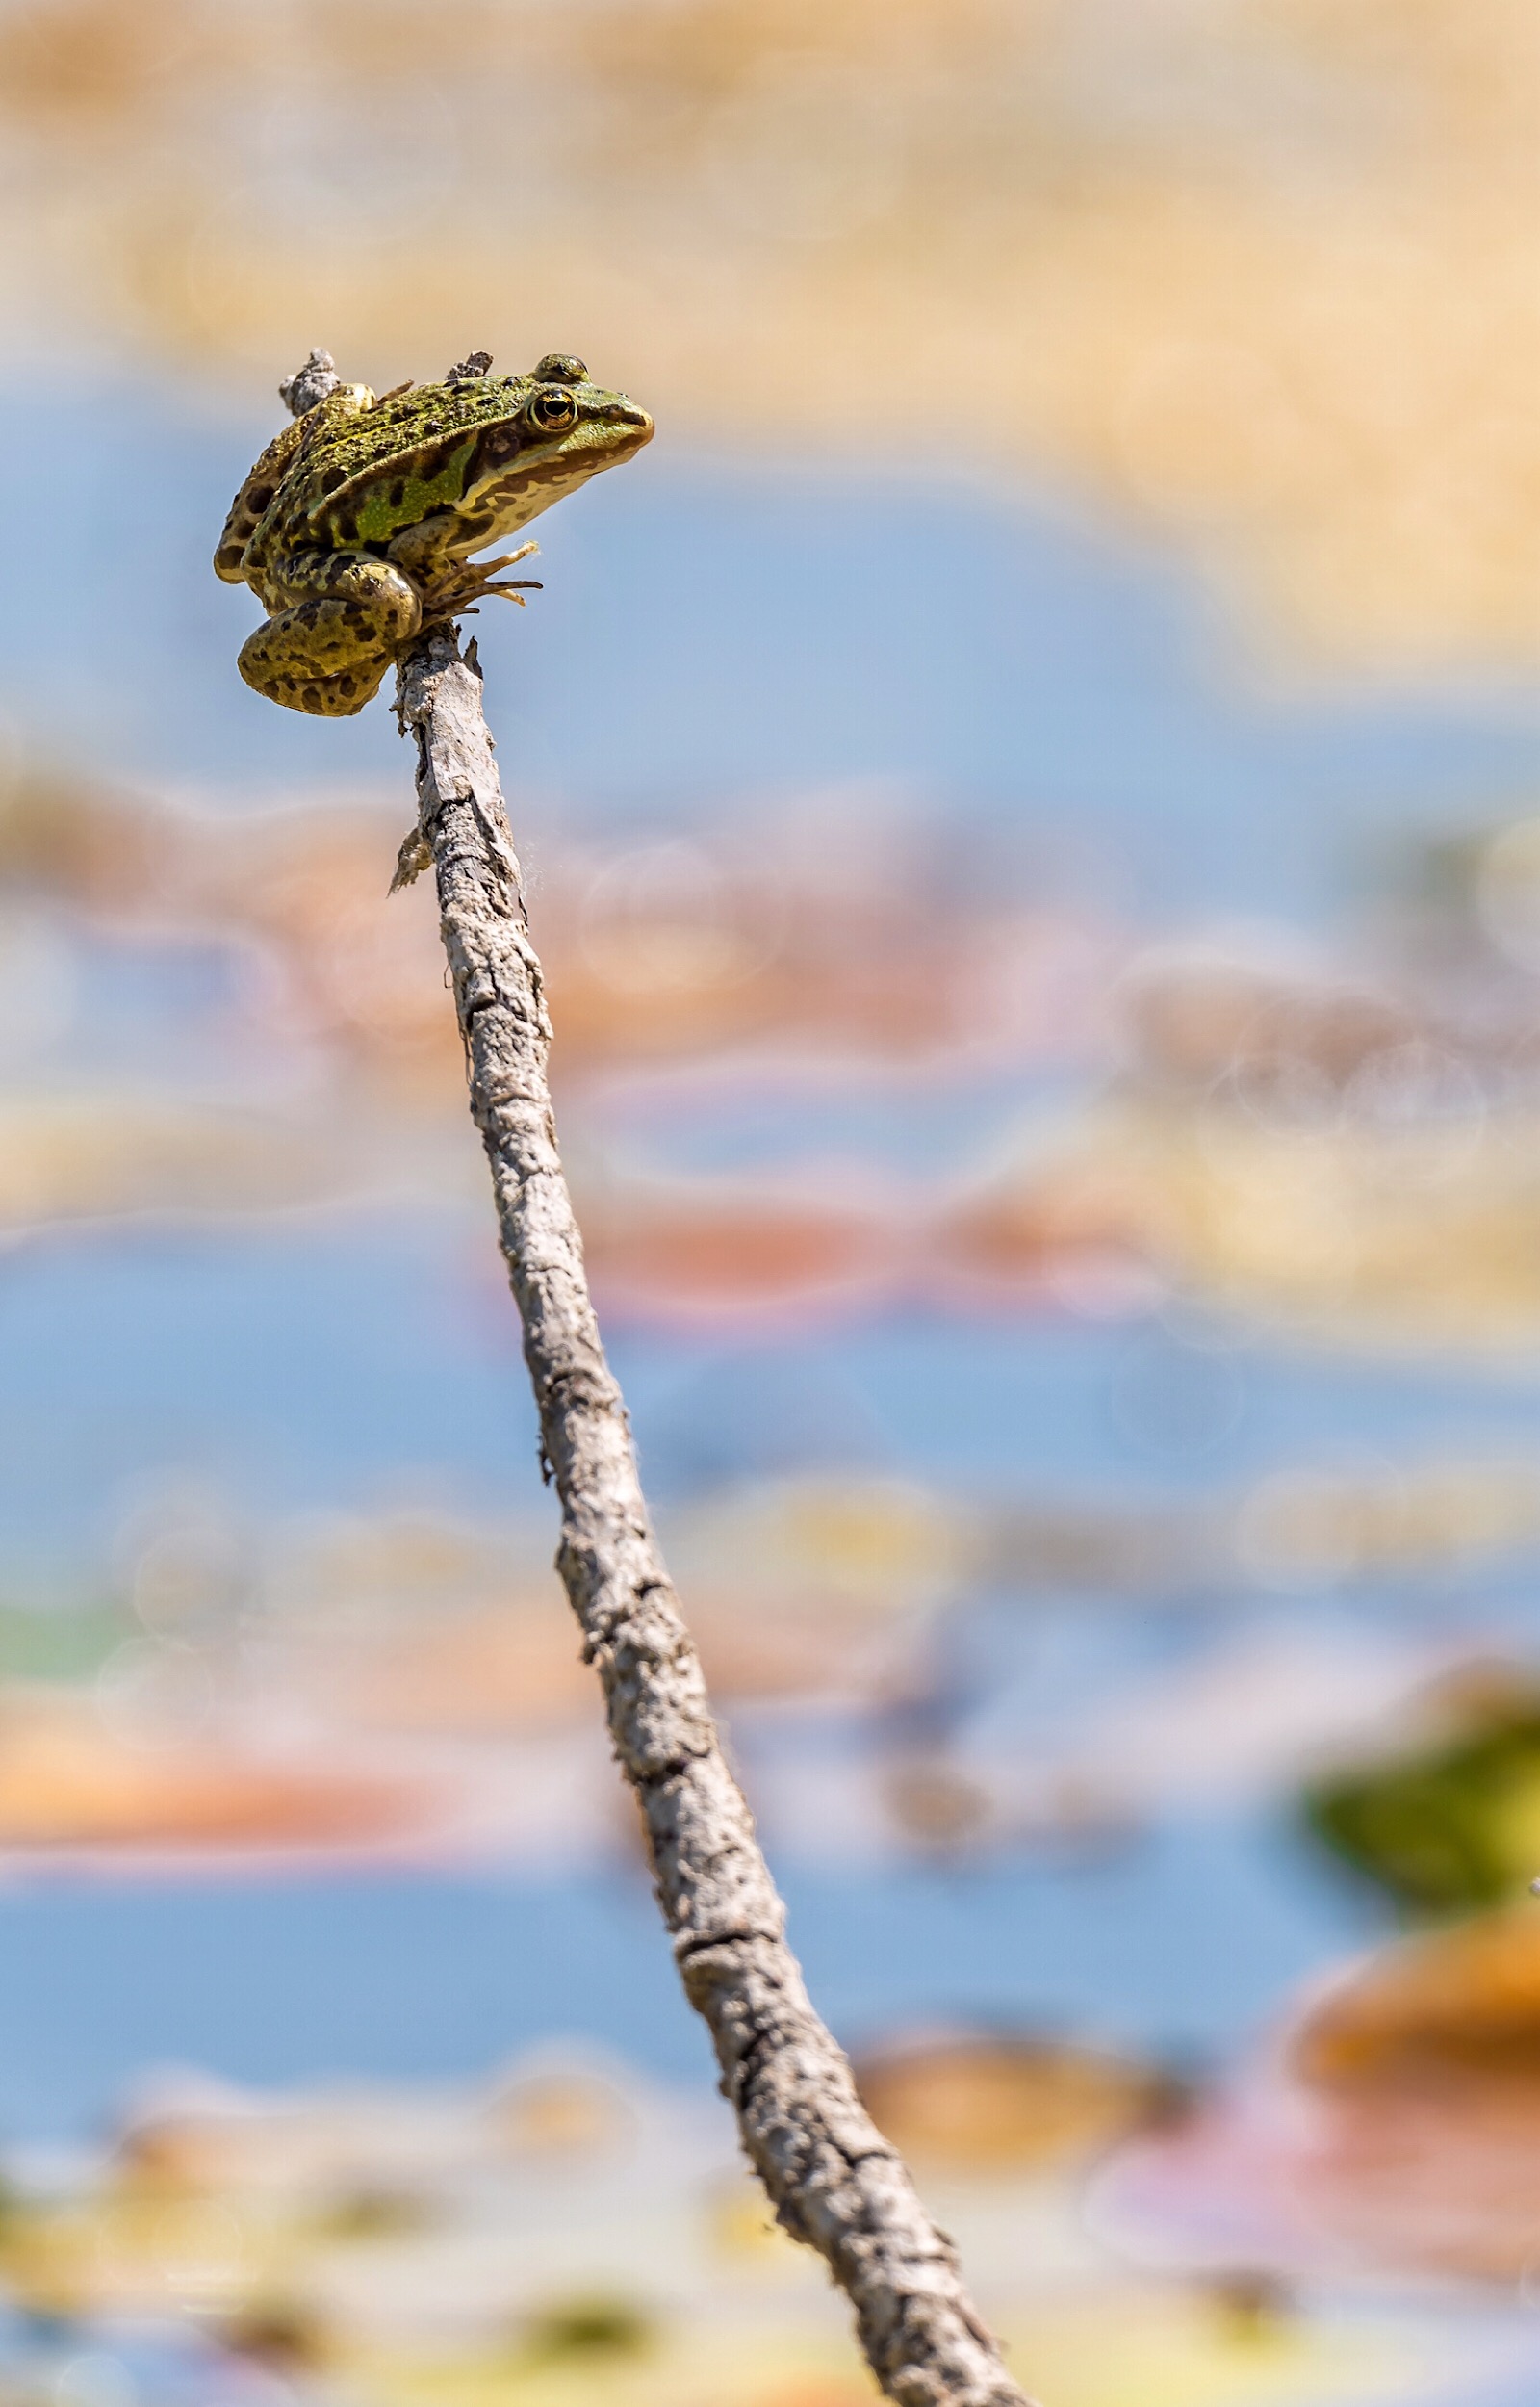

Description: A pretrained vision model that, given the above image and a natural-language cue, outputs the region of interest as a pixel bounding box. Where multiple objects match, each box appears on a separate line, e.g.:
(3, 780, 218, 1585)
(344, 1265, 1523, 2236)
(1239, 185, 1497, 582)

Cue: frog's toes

(477, 542, 540, 578)
(449, 572, 543, 613)
(428, 544, 543, 616)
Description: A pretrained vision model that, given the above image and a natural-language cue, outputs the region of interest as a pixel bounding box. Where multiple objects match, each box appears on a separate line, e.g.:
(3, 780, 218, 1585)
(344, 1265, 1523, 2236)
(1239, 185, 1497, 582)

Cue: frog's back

(276, 378, 528, 552)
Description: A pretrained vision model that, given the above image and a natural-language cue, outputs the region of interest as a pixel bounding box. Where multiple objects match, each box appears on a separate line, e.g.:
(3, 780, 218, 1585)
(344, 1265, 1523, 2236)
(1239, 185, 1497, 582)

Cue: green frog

(215, 353, 654, 717)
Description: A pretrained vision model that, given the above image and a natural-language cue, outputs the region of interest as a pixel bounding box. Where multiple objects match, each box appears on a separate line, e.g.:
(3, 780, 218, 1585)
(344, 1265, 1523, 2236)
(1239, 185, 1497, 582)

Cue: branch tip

(278, 348, 341, 417)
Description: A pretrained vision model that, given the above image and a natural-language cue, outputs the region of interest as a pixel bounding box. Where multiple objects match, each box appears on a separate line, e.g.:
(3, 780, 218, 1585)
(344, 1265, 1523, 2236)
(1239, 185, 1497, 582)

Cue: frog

(214, 353, 654, 717)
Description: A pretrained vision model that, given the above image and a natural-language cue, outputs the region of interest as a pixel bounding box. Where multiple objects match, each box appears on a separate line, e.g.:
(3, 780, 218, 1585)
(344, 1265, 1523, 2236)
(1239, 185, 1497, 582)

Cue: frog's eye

(532, 354, 587, 386)
(527, 387, 579, 433)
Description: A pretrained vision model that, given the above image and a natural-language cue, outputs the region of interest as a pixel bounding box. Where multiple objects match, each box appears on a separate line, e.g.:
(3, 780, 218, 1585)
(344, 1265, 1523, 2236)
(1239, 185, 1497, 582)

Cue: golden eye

(527, 387, 578, 432)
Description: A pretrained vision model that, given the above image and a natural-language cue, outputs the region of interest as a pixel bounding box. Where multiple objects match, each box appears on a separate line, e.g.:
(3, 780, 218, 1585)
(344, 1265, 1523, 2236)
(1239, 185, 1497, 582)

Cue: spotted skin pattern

(215, 357, 654, 716)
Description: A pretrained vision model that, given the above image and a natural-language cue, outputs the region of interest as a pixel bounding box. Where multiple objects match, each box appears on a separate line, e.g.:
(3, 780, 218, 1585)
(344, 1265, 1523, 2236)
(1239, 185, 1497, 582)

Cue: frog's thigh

(270, 547, 422, 627)
(241, 553, 423, 717)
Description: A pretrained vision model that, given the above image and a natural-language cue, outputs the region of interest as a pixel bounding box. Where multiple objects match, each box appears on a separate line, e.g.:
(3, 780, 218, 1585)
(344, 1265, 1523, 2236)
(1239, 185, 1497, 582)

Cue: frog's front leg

(239, 549, 422, 717)
(387, 516, 541, 618)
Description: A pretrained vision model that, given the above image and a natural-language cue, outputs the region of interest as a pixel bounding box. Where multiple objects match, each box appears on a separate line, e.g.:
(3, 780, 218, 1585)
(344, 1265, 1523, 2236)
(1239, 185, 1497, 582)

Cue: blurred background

(0, 2, 1537, 2400)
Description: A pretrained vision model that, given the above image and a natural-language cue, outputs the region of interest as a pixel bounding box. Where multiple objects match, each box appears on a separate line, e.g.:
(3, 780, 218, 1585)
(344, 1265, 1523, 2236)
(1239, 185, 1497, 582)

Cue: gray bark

(388, 622, 1036, 2405)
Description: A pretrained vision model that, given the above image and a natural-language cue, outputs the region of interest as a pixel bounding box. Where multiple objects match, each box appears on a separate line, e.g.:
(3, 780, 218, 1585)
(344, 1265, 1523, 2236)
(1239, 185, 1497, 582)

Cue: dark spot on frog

(389, 480, 406, 507)
(319, 466, 346, 495)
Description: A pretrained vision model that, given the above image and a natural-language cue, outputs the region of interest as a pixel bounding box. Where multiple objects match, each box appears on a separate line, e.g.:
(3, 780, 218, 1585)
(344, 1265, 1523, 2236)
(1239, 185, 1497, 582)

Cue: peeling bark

(389, 618, 1037, 2407)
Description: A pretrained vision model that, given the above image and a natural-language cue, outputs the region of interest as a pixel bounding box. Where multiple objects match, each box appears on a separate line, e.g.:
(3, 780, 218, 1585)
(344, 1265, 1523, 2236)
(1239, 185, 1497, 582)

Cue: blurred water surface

(1, 4, 1540, 2401)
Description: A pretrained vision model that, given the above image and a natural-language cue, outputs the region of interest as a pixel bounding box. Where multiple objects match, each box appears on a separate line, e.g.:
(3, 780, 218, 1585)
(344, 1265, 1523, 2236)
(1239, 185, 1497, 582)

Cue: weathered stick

(391, 620, 1035, 2406)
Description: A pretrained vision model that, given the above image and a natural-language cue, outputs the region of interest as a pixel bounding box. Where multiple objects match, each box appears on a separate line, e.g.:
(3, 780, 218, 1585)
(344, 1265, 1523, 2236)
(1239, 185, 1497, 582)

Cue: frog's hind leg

(238, 601, 398, 716)
(240, 552, 422, 718)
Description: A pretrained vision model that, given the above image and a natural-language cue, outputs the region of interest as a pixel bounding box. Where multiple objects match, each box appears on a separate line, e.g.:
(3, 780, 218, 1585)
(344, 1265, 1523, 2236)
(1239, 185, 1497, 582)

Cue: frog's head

(291, 356, 653, 562)
(454, 354, 654, 542)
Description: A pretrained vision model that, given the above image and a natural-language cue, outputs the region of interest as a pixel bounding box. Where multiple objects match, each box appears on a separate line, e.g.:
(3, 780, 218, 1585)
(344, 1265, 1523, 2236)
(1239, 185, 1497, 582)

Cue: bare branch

(390, 622, 1037, 2407)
